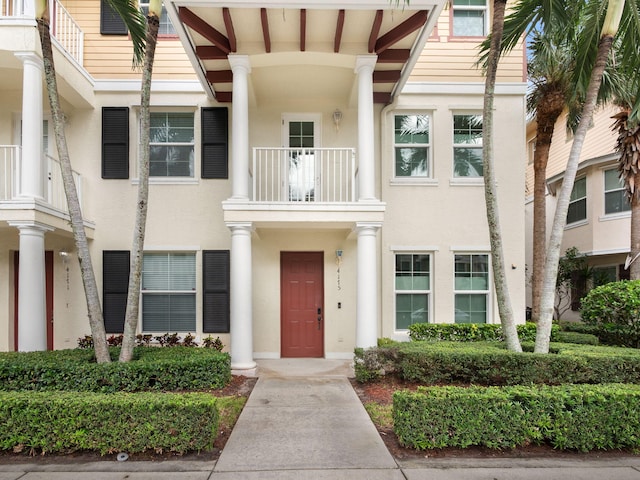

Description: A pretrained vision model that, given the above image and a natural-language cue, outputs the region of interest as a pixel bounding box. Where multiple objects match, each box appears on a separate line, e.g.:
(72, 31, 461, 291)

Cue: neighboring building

(525, 105, 630, 321)
(0, 0, 527, 368)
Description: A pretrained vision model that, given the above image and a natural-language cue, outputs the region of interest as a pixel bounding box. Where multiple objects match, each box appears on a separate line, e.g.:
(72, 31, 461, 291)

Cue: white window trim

(452, 0, 489, 37)
(392, 112, 433, 181)
(566, 176, 587, 226)
(453, 252, 491, 324)
(139, 1, 176, 35)
(452, 112, 483, 179)
(393, 251, 434, 332)
(603, 167, 631, 217)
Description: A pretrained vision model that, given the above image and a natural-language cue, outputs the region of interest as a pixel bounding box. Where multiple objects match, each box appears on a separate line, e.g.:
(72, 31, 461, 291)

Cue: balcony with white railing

(0, 145, 83, 217)
(252, 147, 357, 203)
(1, 0, 84, 66)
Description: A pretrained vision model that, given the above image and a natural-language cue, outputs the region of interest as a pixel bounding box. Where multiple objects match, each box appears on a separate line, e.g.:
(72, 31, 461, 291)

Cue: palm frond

(105, 0, 147, 67)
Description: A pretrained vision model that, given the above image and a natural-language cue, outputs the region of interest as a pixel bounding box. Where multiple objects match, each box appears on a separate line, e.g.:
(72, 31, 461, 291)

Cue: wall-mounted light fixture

(332, 109, 343, 132)
(59, 250, 69, 264)
(335, 250, 343, 259)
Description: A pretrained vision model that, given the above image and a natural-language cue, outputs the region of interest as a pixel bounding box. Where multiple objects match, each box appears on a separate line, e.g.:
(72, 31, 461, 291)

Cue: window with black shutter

(203, 250, 230, 333)
(201, 107, 229, 179)
(100, 0, 128, 35)
(103, 251, 130, 333)
(102, 107, 129, 179)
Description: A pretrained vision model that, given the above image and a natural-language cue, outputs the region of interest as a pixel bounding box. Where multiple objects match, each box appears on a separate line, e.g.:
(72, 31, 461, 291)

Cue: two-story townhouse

(1, 0, 526, 369)
(525, 105, 631, 321)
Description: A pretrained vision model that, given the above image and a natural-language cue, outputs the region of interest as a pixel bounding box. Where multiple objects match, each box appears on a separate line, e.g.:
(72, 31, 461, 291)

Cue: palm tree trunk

(535, 33, 615, 353)
(119, 11, 160, 362)
(483, 0, 521, 352)
(36, 11, 110, 363)
(631, 170, 640, 279)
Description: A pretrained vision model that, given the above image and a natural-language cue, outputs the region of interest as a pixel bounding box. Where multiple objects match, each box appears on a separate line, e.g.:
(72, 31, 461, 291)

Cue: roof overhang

(165, 0, 446, 106)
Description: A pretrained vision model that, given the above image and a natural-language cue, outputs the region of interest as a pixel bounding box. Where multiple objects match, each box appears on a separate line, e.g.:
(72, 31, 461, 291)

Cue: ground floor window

(454, 253, 489, 323)
(142, 252, 196, 331)
(395, 253, 431, 329)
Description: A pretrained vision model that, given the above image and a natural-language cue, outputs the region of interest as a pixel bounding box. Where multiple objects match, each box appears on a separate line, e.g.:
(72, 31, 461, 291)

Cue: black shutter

(203, 250, 230, 333)
(103, 250, 130, 333)
(100, 0, 128, 35)
(102, 107, 129, 179)
(201, 107, 229, 179)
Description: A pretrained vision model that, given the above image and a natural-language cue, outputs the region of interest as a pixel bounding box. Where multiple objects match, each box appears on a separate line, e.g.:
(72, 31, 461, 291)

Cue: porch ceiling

(165, 0, 445, 106)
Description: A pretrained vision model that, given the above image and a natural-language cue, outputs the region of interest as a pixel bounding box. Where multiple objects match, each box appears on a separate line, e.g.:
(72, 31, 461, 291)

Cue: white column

(228, 222, 256, 369)
(15, 52, 45, 201)
(355, 55, 377, 201)
(9, 221, 53, 351)
(228, 55, 251, 200)
(356, 222, 381, 349)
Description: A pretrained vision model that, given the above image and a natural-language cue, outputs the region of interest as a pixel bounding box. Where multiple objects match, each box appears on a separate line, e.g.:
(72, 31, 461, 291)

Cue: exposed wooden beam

(333, 9, 345, 53)
(206, 70, 233, 83)
(373, 70, 402, 83)
(215, 91, 233, 103)
(222, 7, 237, 52)
(373, 92, 391, 104)
(179, 7, 231, 54)
(261, 8, 271, 53)
(368, 10, 383, 53)
(195, 45, 228, 60)
(377, 49, 411, 63)
(300, 9, 306, 52)
(375, 10, 428, 54)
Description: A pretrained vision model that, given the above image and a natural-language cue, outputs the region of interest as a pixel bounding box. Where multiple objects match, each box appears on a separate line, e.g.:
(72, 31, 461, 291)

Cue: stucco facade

(0, 0, 527, 365)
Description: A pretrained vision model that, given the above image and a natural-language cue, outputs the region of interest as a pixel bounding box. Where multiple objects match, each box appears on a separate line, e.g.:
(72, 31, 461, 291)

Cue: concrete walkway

(2, 359, 640, 479)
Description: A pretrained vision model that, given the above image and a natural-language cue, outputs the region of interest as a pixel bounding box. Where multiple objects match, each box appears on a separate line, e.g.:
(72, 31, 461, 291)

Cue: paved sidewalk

(2, 359, 640, 479)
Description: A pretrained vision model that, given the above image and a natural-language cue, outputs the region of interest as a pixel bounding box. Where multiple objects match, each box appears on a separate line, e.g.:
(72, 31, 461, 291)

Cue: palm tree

(535, 0, 640, 353)
(481, 0, 522, 352)
(612, 97, 640, 279)
(120, 0, 163, 362)
(35, 0, 145, 363)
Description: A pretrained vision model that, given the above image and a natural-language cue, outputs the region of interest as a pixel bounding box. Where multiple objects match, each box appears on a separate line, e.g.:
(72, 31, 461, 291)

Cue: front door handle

(317, 307, 322, 330)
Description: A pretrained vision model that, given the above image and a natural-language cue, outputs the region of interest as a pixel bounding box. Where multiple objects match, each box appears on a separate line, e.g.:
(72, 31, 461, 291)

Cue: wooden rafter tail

(375, 10, 429, 54)
(180, 7, 231, 54)
(222, 7, 237, 52)
(300, 9, 306, 52)
(261, 8, 271, 53)
(368, 10, 383, 54)
(334, 10, 345, 53)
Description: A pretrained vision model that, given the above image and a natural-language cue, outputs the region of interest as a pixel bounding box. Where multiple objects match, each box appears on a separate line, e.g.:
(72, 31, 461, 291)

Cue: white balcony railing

(1, 0, 84, 66)
(0, 145, 83, 215)
(253, 147, 357, 203)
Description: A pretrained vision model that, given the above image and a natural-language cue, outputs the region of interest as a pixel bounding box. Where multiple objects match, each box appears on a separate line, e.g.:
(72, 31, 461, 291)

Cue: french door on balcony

(282, 114, 321, 202)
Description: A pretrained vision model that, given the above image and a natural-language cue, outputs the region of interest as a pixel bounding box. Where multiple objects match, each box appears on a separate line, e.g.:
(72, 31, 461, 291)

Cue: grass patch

(364, 402, 393, 430)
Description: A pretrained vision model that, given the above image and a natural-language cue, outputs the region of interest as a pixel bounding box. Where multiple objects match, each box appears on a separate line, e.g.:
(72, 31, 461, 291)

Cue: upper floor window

(604, 168, 630, 215)
(454, 253, 489, 323)
(140, 2, 176, 35)
(452, 0, 488, 37)
(395, 254, 431, 329)
(453, 114, 483, 177)
(149, 112, 194, 177)
(567, 177, 587, 224)
(394, 114, 431, 178)
(142, 252, 196, 332)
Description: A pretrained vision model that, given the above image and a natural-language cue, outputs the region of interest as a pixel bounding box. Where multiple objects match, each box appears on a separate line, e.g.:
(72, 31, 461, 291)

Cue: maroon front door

(14, 251, 54, 350)
(281, 252, 324, 358)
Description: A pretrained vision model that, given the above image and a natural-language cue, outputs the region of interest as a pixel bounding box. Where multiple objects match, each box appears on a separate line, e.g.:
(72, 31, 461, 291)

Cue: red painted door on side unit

(281, 252, 324, 358)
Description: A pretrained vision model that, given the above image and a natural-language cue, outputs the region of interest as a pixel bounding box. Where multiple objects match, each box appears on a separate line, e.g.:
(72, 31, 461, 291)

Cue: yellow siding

(544, 105, 619, 180)
(65, 0, 196, 80)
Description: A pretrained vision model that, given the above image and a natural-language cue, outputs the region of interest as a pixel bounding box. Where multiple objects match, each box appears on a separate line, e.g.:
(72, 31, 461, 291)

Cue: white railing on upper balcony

(0, 145, 83, 214)
(0, 145, 20, 201)
(253, 148, 357, 203)
(1, 0, 84, 66)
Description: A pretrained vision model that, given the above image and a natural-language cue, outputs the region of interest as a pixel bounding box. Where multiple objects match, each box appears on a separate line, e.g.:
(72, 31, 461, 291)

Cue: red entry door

(281, 252, 324, 358)
(14, 251, 54, 350)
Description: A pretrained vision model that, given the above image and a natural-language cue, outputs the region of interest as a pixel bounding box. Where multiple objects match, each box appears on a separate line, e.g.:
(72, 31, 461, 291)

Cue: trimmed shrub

(0, 347, 230, 393)
(355, 341, 640, 385)
(561, 322, 632, 347)
(393, 384, 640, 451)
(580, 280, 640, 347)
(555, 331, 599, 345)
(408, 322, 560, 343)
(0, 391, 218, 455)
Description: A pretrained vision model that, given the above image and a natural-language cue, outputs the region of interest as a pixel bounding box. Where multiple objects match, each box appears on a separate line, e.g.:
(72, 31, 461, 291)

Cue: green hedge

(408, 322, 560, 342)
(354, 341, 640, 385)
(562, 322, 637, 348)
(0, 347, 231, 392)
(393, 384, 640, 451)
(0, 391, 218, 455)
